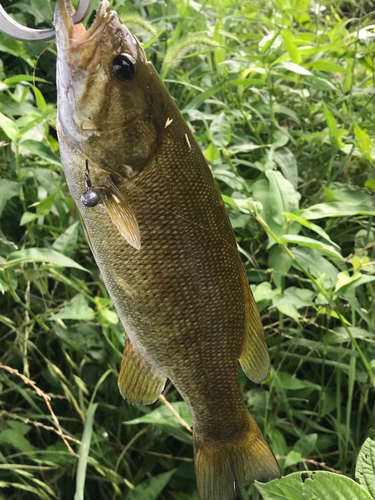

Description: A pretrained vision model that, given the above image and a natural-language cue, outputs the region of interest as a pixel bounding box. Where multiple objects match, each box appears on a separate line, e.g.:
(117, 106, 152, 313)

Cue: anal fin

(118, 339, 166, 405)
(238, 279, 271, 384)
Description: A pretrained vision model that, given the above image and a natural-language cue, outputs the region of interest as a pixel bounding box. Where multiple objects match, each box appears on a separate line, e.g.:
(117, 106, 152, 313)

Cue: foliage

(0, 0, 374, 499)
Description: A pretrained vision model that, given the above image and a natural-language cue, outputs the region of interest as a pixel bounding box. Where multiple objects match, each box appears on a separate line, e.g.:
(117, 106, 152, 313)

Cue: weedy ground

(0, 0, 374, 499)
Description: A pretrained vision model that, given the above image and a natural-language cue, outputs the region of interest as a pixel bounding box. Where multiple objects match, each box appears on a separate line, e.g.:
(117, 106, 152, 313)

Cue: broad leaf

(274, 148, 298, 189)
(126, 470, 176, 500)
(125, 402, 192, 428)
(20, 140, 62, 166)
(0, 112, 19, 141)
(266, 170, 300, 225)
(291, 248, 339, 288)
(284, 212, 339, 249)
(300, 202, 375, 220)
(255, 471, 373, 500)
(334, 271, 361, 292)
(355, 438, 375, 498)
(52, 222, 79, 257)
(273, 371, 320, 392)
(279, 235, 344, 260)
(0, 179, 19, 218)
(50, 294, 95, 321)
(273, 62, 312, 75)
(210, 112, 231, 148)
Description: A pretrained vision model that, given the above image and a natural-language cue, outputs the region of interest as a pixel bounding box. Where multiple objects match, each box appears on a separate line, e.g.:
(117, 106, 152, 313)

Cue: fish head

(55, 0, 158, 178)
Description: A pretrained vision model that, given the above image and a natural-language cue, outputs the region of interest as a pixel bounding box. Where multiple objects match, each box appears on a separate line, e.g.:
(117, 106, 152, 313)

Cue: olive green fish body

(55, 1, 280, 497)
(59, 107, 246, 428)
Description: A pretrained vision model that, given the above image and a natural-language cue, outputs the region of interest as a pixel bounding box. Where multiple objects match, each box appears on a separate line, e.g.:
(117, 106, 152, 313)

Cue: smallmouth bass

(54, 1, 281, 498)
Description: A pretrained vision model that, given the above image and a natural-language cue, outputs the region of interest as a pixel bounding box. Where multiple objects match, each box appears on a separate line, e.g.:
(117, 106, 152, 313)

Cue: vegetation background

(0, 0, 374, 499)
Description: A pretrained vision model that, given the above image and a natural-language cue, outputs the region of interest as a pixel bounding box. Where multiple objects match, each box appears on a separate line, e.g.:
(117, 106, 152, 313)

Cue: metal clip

(0, 0, 93, 42)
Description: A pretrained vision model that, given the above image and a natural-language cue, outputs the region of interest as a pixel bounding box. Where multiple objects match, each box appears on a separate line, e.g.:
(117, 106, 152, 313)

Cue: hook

(0, 0, 93, 42)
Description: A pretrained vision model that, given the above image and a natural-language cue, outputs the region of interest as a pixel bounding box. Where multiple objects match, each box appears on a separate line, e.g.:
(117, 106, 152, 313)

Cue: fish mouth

(55, 0, 112, 67)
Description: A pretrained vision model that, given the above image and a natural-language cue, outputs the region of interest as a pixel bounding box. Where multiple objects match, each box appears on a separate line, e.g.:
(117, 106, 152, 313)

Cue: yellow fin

(102, 177, 141, 250)
(118, 339, 167, 405)
(238, 281, 271, 384)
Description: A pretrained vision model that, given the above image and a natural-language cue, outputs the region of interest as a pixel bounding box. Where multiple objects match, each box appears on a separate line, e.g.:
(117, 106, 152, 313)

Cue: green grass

(0, 0, 374, 499)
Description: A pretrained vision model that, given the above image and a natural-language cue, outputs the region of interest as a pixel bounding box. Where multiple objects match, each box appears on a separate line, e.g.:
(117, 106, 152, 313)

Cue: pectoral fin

(118, 338, 167, 405)
(239, 280, 271, 384)
(102, 177, 141, 251)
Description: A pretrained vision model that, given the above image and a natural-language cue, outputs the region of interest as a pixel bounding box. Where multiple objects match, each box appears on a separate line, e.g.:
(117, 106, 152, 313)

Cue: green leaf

(0, 34, 33, 66)
(354, 123, 373, 162)
(20, 140, 62, 166)
(20, 212, 39, 225)
(74, 403, 98, 500)
(0, 422, 33, 453)
(205, 142, 220, 162)
(272, 287, 314, 310)
(323, 102, 339, 145)
(268, 245, 292, 288)
(334, 271, 362, 292)
(210, 112, 231, 148)
(0, 179, 19, 217)
(273, 62, 312, 75)
(255, 471, 373, 500)
(273, 371, 320, 392)
(284, 450, 303, 468)
(52, 222, 79, 257)
(292, 248, 339, 288)
(355, 437, 375, 498)
(338, 274, 375, 294)
(279, 234, 344, 260)
(300, 201, 375, 220)
(3, 75, 49, 85)
(326, 327, 374, 344)
(50, 294, 95, 321)
(273, 148, 298, 189)
(275, 303, 300, 323)
(307, 61, 346, 73)
(0, 112, 19, 141)
(126, 470, 176, 500)
(125, 402, 193, 428)
(0, 267, 18, 294)
(7, 248, 89, 272)
(284, 212, 340, 249)
(293, 434, 317, 458)
(252, 282, 274, 303)
(266, 170, 300, 225)
(272, 131, 289, 149)
(35, 192, 57, 216)
(282, 30, 301, 64)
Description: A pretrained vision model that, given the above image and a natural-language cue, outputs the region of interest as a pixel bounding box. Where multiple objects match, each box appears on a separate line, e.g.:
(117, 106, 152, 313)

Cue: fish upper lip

(55, 0, 111, 47)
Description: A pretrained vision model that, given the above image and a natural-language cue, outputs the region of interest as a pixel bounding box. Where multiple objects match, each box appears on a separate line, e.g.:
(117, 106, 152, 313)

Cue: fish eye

(112, 53, 135, 81)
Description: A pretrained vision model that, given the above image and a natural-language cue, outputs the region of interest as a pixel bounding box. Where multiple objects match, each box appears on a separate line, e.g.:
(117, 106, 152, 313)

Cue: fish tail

(193, 413, 281, 500)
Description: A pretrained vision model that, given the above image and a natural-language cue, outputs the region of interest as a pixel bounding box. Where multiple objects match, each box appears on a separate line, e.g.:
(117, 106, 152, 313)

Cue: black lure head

(81, 159, 100, 207)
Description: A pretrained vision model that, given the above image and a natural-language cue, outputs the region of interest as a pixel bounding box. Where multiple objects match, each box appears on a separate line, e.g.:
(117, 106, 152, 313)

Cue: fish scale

(55, 0, 281, 498)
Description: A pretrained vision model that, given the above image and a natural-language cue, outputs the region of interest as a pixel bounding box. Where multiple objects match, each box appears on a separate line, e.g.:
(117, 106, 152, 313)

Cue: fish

(54, 1, 281, 498)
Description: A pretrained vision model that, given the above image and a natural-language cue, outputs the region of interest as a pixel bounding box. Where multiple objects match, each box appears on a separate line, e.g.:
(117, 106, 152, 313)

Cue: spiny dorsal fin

(101, 177, 141, 250)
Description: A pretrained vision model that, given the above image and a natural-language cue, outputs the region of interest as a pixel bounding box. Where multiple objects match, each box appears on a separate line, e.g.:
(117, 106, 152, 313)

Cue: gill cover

(55, 0, 158, 179)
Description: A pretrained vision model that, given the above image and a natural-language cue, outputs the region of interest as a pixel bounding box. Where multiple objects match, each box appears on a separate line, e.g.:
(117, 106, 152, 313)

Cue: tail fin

(194, 414, 281, 500)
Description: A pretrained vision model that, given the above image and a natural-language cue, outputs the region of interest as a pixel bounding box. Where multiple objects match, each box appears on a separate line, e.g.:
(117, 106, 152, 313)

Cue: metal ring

(0, 0, 93, 42)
